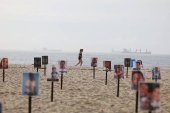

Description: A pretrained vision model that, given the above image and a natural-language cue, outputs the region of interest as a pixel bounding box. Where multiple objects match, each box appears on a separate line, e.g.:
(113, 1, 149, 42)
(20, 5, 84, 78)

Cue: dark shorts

(78, 56, 81, 60)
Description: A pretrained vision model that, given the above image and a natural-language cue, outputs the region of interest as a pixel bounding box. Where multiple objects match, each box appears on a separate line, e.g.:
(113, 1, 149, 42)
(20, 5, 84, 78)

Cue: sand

(0, 64, 169, 113)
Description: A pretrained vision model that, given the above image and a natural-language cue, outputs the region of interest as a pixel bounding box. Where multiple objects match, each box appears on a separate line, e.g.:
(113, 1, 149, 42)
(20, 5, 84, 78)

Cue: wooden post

(29, 96, 31, 113)
(93, 67, 95, 79)
(126, 67, 128, 78)
(61, 73, 63, 90)
(44, 65, 46, 75)
(105, 71, 107, 85)
(51, 82, 53, 102)
(3, 69, 5, 82)
(136, 91, 138, 113)
(117, 78, 120, 97)
(37, 67, 38, 72)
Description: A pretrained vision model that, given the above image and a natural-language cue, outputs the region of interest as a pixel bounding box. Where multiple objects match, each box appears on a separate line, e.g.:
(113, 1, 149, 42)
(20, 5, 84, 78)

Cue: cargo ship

(111, 48, 151, 54)
(122, 48, 151, 54)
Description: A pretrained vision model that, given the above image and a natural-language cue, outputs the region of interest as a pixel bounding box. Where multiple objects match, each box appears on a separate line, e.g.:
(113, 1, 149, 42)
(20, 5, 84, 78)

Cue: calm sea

(0, 50, 170, 69)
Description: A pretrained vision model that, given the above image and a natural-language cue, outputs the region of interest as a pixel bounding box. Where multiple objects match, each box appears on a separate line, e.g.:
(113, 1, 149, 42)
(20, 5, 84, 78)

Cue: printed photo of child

(0, 58, 8, 69)
(103, 61, 111, 72)
(22, 73, 39, 96)
(58, 60, 67, 74)
(139, 82, 161, 112)
(114, 65, 124, 79)
(133, 61, 141, 70)
(152, 67, 161, 80)
(131, 70, 145, 90)
(46, 64, 59, 82)
(91, 57, 98, 67)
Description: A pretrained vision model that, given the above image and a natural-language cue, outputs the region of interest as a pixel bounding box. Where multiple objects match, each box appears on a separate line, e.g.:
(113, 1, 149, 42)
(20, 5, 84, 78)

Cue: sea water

(0, 50, 170, 69)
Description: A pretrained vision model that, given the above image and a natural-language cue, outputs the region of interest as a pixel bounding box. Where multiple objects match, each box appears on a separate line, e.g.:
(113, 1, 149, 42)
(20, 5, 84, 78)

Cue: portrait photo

(34, 57, 41, 68)
(103, 61, 111, 72)
(58, 60, 67, 74)
(124, 58, 131, 67)
(152, 67, 161, 80)
(139, 82, 161, 112)
(22, 73, 39, 96)
(42, 56, 48, 65)
(46, 64, 59, 82)
(0, 58, 8, 69)
(133, 61, 141, 70)
(91, 57, 98, 67)
(131, 70, 146, 91)
(137, 60, 143, 68)
(114, 65, 124, 79)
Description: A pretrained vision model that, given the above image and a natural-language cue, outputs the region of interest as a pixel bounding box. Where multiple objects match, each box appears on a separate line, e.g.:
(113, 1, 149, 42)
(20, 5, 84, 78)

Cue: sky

(0, 0, 170, 54)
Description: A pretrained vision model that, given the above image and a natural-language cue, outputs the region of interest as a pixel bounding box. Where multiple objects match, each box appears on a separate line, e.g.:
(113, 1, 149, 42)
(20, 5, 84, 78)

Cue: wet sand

(0, 64, 169, 113)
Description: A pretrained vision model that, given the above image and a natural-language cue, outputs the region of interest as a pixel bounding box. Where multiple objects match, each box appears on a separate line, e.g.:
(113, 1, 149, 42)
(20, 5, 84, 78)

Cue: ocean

(0, 50, 170, 69)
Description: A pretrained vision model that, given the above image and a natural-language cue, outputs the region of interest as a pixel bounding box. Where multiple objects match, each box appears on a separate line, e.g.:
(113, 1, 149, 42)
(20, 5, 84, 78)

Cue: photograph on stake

(139, 82, 161, 112)
(124, 58, 131, 67)
(91, 57, 98, 67)
(152, 67, 161, 80)
(114, 65, 124, 79)
(103, 61, 111, 72)
(0, 58, 8, 69)
(58, 60, 67, 74)
(34, 57, 41, 68)
(21, 73, 39, 96)
(133, 61, 141, 70)
(42, 56, 48, 65)
(131, 70, 146, 90)
(46, 64, 59, 82)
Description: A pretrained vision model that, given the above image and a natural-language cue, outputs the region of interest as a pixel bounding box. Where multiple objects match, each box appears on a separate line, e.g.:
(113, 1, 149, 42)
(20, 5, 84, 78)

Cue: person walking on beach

(75, 49, 83, 66)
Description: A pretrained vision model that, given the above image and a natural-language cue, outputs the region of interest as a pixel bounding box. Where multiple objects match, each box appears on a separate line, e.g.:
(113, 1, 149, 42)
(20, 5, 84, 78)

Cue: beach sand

(0, 64, 169, 113)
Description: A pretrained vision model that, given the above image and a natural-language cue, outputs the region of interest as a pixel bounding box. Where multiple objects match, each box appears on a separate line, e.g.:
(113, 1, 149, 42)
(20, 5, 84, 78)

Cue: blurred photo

(139, 82, 161, 112)
(103, 61, 111, 72)
(131, 71, 145, 90)
(34, 57, 41, 68)
(46, 64, 59, 82)
(22, 73, 39, 96)
(114, 65, 124, 79)
(0, 58, 8, 69)
(152, 67, 161, 80)
(58, 60, 67, 74)
(133, 61, 141, 70)
(137, 60, 143, 68)
(42, 56, 48, 65)
(91, 57, 98, 67)
(124, 58, 131, 67)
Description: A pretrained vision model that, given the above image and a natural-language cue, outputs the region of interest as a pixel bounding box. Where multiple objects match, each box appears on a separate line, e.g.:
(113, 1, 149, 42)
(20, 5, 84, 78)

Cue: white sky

(0, 0, 170, 54)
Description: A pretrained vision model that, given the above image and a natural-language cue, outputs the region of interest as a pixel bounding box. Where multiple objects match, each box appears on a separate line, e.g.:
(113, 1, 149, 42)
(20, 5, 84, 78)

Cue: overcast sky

(0, 0, 169, 54)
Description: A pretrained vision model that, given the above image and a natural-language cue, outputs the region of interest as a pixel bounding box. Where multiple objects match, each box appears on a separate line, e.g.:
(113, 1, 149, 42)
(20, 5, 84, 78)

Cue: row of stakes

(2, 64, 158, 113)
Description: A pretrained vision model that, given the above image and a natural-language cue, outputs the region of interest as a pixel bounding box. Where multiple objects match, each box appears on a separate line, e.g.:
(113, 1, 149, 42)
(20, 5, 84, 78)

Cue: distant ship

(111, 48, 151, 54)
(43, 47, 62, 51)
(122, 48, 151, 54)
